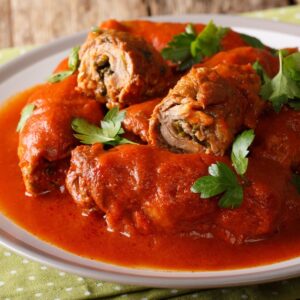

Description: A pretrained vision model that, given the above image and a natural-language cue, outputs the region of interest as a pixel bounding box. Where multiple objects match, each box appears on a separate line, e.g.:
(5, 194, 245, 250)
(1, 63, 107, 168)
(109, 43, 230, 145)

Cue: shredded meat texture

(149, 64, 264, 155)
(18, 75, 103, 196)
(65, 144, 297, 244)
(252, 108, 300, 171)
(77, 29, 174, 108)
(122, 98, 161, 142)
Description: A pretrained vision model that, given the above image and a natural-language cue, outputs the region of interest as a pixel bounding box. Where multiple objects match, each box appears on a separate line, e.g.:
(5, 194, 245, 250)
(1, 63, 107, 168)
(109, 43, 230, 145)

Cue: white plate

(0, 14, 300, 289)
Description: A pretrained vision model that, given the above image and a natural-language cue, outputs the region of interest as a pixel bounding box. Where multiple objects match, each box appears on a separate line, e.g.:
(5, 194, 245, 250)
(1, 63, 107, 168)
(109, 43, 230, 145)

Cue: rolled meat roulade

(18, 74, 103, 196)
(65, 144, 294, 244)
(149, 64, 264, 155)
(77, 29, 173, 108)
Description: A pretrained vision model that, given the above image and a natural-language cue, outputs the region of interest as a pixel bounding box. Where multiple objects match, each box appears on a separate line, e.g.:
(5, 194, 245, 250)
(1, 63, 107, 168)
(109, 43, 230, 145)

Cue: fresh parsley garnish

(283, 52, 300, 81)
(48, 46, 80, 83)
(191, 130, 255, 209)
(239, 33, 265, 49)
(252, 61, 270, 85)
(16, 103, 35, 132)
(258, 51, 300, 112)
(231, 129, 255, 176)
(161, 21, 228, 71)
(72, 107, 136, 146)
(191, 162, 243, 208)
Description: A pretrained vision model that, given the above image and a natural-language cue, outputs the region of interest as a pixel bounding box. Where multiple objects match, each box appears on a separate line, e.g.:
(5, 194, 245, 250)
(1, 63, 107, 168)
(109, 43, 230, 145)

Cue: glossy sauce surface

(1, 88, 300, 271)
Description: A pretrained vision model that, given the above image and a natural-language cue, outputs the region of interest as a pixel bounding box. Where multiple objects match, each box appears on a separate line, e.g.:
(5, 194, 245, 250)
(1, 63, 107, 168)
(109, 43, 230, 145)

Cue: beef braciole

(149, 64, 264, 155)
(77, 29, 174, 108)
(65, 144, 299, 244)
(18, 75, 103, 196)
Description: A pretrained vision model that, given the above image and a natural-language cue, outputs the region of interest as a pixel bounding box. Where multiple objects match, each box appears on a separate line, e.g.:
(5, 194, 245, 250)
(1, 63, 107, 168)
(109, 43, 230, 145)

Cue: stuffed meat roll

(18, 75, 103, 196)
(149, 64, 264, 155)
(77, 29, 173, 108)
(65, 144, 295, 244)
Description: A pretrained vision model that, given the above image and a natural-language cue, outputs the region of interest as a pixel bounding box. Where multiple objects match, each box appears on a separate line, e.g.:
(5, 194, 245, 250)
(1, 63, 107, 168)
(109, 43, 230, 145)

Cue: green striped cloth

(0, 5, 300, 300)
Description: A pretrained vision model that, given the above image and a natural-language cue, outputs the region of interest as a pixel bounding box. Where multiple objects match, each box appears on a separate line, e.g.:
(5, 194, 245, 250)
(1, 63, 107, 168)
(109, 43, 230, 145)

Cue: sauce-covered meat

(11, 18, 300, 269)
(18, 75, 103, 195)
(122, 98, 161, 142)
(65, 144, 298, 244)
(149, 64, 264, 155)
(253, 108, 300, 171)
(202, 46, 279, 77)
(77, 30, 174, 108)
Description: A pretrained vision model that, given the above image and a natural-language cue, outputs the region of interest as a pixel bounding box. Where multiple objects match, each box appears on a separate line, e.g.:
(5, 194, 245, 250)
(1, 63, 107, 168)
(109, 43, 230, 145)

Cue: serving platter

(0, 14, 300, 288)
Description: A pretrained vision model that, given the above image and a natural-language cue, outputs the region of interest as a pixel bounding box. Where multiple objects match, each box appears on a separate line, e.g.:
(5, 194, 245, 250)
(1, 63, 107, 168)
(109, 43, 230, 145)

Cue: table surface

(0, 6, 300, 300)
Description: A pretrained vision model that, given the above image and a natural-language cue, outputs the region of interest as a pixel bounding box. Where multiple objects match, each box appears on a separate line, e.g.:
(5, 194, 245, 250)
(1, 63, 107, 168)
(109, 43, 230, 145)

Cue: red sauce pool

(0, 88, 300, 271)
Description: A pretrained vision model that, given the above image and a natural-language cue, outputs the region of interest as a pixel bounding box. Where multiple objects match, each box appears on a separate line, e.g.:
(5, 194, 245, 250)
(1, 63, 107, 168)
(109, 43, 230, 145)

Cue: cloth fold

(0, 5, 300, 300)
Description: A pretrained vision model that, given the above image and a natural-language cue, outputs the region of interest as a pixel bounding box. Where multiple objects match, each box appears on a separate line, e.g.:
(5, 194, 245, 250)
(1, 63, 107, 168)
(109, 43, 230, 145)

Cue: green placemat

(1, 5, 300, 300)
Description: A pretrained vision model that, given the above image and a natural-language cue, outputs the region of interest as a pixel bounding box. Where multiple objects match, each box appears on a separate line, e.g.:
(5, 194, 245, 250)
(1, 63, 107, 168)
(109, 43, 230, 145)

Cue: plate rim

(0, 13, 300, 288)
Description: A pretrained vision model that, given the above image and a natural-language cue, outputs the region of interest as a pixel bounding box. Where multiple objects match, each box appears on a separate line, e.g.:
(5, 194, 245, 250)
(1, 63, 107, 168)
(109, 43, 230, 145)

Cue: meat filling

(77, 29, 174, 108)
(149, 64, 264, 155)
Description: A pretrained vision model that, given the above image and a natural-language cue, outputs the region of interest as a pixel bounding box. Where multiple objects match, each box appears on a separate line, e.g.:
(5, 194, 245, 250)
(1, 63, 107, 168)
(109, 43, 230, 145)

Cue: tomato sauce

(0, 88, 300, 271)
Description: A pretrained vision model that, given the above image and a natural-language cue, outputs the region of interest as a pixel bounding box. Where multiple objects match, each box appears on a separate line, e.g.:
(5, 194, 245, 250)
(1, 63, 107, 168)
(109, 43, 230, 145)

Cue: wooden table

(0, 0, 297, 48)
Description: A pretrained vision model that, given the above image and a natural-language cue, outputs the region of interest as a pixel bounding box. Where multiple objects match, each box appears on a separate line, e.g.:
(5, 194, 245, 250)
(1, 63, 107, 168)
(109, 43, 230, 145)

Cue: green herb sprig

(72, 107, 136, 146)
(191, 129, 255, 209)
(239, 33, 265, 49)
(48, 46, 80, 83)
(161, 21, 228, 71)
(16, 103, 36, 132)
(253, 51, 300, 112)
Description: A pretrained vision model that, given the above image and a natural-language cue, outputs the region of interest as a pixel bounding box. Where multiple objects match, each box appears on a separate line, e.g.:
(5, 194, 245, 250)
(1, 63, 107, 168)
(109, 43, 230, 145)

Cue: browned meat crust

(77, 30, 174, 108)
(148, 64, 264, 155)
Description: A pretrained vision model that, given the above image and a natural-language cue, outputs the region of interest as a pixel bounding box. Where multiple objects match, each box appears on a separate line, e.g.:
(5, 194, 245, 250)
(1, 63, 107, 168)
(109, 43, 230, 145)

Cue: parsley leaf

(259, 51, 300, 112)
(231, 129, 255, 176)
(239, 33, 265, 49)
(16, 103, 35, 132)
(191, 129, 255, 209)
(48, 46, 80, 83)
(191, 162, 243, 208)
(252, 61, 270, 85)
(283, 52, 300, 81)
(161, 21, 228, 71)
(72, 107, 136, 146)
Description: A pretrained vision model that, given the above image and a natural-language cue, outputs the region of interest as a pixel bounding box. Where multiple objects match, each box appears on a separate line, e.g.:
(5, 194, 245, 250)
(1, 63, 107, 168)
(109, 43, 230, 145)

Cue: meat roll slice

(66, 144, 294, 244)
(122, 98, 161, 142)
(66, 144, 220, 234)
(149, 64, 264, 155)
(77, 29, 173, 108)
(18, 75, 103, 196)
